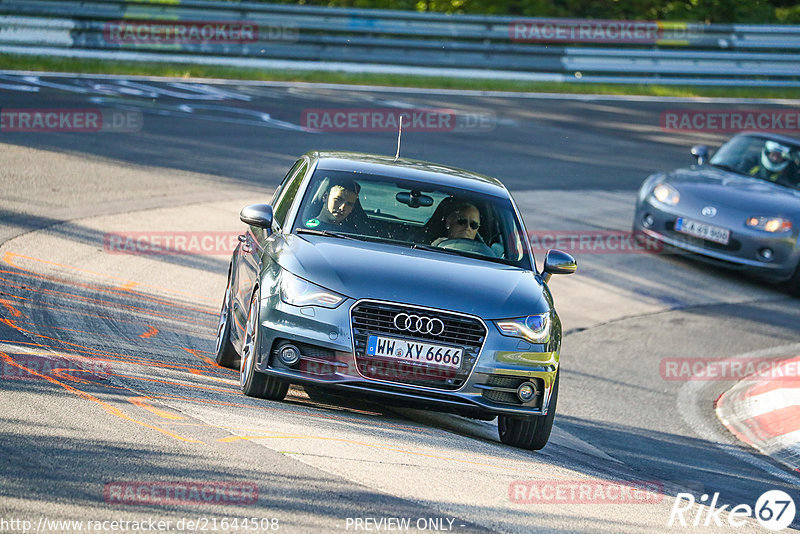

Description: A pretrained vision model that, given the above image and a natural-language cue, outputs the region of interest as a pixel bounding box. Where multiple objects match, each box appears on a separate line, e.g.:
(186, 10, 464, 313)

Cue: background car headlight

(651, 183, 680, 205)
(495, 313, 551, 344)
(280, 271, 345, 308)
(745, 217, 792, 233)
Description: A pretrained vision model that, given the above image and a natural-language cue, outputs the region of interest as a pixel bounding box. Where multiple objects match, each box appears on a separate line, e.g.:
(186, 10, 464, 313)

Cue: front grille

(350, 301, 486, 390)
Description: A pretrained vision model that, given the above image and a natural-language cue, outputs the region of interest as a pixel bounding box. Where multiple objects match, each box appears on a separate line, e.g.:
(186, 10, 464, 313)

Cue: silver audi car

(634, 132, 800, 294)
(214, 151, 576, 450)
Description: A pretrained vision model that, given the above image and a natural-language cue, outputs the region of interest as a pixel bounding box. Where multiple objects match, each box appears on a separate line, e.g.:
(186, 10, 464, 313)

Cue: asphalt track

(1, 73, 800, 533)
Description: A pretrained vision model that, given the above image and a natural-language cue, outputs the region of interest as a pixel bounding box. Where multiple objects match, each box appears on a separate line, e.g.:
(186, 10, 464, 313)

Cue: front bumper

(254, 295, 559, 417)
(634, 198, 800, 281)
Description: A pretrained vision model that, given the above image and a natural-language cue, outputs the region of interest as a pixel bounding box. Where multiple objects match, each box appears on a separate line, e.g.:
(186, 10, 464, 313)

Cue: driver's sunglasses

(457, 218, 480, 230)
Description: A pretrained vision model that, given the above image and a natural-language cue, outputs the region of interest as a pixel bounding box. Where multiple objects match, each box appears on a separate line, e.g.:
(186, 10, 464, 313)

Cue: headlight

(280, 271, 345, 308)
(745, 217, 792, 233)
(651, 183, 680, 206)
(495, 313, 551, 344)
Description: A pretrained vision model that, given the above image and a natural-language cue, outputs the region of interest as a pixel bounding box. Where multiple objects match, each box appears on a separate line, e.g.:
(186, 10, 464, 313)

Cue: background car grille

(350, 301, 486, 390)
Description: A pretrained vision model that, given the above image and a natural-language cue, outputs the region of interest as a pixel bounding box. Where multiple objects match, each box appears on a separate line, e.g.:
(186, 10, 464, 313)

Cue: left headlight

(745, 217, 792, 233)
(280, 271, 345, 308)
(494, 313, 551, 344)
(651, 183, 680, 206)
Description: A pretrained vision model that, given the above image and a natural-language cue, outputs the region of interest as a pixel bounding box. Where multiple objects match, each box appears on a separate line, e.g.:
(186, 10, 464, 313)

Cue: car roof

(308, 151, 510, 198)
(736, 131, 800, 147)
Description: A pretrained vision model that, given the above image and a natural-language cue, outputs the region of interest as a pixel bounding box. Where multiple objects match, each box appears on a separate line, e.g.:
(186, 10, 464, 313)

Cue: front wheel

(498, 371, 559, 450)
(785, 262, 800, 298)
(240, 288, 289, 400)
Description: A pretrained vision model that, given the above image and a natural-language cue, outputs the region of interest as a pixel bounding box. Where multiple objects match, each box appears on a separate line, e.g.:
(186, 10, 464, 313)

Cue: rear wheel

(214, 270, 239, 369)
(498, 371, 559, 450)
(240, 288, 289, 400)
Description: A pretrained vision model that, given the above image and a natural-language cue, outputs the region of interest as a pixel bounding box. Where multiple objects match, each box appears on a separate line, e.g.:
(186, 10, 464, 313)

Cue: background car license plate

(675, 217, 730, 245)
(367, 335, 462, 369)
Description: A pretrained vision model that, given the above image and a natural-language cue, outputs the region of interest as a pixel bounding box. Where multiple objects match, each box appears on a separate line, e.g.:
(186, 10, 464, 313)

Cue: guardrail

(1, 0, 799, 86)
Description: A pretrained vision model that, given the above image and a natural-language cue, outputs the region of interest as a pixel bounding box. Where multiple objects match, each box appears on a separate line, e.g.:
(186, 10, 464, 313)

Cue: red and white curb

(716, 355, 800, 473)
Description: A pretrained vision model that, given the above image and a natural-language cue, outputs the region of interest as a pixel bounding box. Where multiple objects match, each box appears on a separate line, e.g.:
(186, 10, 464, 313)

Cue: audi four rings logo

(393, 313, 445, 335)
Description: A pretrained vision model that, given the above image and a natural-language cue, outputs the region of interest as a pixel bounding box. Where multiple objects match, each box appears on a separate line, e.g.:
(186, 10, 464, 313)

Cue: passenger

(432, 202, 481, 246)
(315, 179, 361, 229)
(748, 140, 798, 187)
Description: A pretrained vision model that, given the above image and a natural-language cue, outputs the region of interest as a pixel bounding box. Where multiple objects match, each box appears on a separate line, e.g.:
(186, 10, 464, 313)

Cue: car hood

(271, 234, 548, 319)
(664, 166, 800, 215)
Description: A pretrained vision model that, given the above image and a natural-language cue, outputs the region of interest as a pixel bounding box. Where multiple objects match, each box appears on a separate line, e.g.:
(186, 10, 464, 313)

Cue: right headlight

(745, 217, 792, 233)
(651, 183, 680, 206)
(280, 271, 345, 308)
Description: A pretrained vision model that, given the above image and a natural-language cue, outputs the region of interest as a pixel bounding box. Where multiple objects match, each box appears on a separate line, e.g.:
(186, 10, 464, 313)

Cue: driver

(749, 140, 796, 184)
(432, 202, 481, 246)
(315, 178, 361, 229)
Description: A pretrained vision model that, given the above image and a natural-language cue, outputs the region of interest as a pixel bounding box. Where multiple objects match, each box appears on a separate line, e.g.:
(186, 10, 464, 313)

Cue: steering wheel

(436, 238, 497, 257)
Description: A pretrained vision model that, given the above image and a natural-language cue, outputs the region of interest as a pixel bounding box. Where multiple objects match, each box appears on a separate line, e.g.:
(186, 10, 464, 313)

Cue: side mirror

(691, 145, 709, 165)
(542, 249, 577, 284)
(240, 204, 274, 229)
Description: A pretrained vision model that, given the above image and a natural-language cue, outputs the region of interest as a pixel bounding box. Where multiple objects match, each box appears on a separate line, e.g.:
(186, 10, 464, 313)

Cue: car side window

(271, 159, 305, 205)
(273, 161, 308, 230)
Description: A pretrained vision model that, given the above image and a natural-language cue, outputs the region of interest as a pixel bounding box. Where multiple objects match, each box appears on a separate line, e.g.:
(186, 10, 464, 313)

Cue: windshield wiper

(295, 228, 359, 240)
(411, 243, 462, 255)
(412, 243, 516, 266)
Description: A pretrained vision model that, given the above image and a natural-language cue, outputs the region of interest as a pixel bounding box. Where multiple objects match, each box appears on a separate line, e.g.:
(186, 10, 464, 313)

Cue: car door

(231, 158, 309, 345)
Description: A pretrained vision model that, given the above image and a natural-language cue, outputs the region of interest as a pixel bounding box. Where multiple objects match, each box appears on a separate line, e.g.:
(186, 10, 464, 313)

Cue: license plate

(675, 217, 730, 245)
(366, 335, 463, 369)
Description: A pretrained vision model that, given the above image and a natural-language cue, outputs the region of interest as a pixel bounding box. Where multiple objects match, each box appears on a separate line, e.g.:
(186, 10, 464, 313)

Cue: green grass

(2, 53, 800, 99)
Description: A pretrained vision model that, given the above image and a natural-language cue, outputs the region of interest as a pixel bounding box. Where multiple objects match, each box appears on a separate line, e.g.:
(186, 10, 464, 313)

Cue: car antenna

(393, 115, 403, 161)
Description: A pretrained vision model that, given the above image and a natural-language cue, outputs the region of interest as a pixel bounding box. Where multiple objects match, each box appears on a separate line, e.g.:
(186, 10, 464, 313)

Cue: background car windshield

(294, 169, 532, 268)
(710, 135, 800, 188)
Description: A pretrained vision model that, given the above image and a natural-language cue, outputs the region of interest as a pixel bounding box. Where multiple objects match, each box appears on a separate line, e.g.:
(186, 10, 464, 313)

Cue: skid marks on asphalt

(0, 250, 441, 448)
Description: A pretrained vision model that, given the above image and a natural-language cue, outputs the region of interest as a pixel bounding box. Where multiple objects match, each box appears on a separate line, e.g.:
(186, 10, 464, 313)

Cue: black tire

(214, 269, 239, 369)
(240, 288, 289, 400)
(785, 263, 800, 298)
(498, 371, 559, 451)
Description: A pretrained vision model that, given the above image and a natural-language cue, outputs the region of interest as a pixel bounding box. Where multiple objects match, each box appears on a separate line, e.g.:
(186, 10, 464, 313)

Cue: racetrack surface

(1, 74, 799, 533)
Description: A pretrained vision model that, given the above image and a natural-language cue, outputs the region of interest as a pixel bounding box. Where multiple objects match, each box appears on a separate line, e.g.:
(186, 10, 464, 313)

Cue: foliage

(257, 0, 800, 23)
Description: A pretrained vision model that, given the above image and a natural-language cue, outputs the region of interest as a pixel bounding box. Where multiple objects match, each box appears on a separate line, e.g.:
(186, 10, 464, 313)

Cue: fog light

(758, 248, 774, 261)
(278, 344, 301, 367)
(517, 382, 537, 403)
(642, 214, 654, 228)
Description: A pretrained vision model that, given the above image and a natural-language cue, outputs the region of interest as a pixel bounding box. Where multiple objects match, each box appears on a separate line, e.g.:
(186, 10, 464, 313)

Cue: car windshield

(709, 135, 800, 189)
(293, 169, 532, 269)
